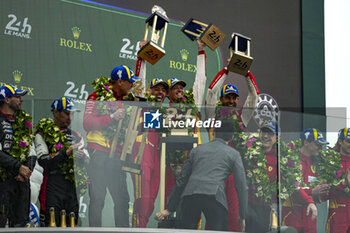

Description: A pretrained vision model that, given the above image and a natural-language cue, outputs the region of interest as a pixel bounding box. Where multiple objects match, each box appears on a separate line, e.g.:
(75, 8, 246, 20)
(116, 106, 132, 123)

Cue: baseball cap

(51, 97, 80, 113)
(300, 128, 329, 145)
(168, 78, 186, 89)
(0, 84, 27, 100)
(110, 65, 140, 83)
(150, 78, 169, 90)
(261, 120, 279, 135)
(220, 84, 239, 97)
(338, 128, 350, 139)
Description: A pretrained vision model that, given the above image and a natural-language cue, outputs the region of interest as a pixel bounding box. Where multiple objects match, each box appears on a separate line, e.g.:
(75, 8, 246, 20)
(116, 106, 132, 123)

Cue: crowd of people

(1, 39, 350, 233)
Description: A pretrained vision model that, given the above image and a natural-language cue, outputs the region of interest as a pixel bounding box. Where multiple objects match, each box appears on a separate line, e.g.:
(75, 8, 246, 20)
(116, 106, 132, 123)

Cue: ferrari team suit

(83, 90, 129, 227)
(325, 153, 350, 233)
(37, 127, 86, 226)
(245, 148, 278, 233)
(205, 67, 259, 231)
(131, 50, 207, 227)
(282, 152, 318, 233)
(0, 110, 35, 227)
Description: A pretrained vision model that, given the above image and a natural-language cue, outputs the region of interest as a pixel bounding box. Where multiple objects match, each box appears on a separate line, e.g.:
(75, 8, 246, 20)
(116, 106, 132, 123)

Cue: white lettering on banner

(64, 81, 88, 102)
(79, 196, 87, 218)
(162, 118, 221, 128)
(119, 38, 139, 61)
(4, 14, 32, 39)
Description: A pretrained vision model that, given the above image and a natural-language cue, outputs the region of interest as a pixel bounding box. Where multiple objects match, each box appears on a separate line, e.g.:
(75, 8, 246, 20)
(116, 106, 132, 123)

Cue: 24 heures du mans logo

(60, 26, 92, 52)
(169, 49, 197, 73)
(4, 14, 32, 39)
(0, 70, 35, 96)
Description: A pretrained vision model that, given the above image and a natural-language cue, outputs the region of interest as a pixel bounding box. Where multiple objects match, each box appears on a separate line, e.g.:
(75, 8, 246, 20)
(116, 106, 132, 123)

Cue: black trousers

(177, 194, 229, 231)
(87, 149, 129, 227)
(0, 178, 30, 227)
(42, 173, 79, 227)
(246, 202, 271, 233)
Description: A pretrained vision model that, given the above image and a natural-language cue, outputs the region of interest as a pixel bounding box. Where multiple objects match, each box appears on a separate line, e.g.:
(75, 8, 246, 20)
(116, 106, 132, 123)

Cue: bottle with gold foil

(48, 207, 56, 227)
(270, 208, 278, 230)
(69, 212, 76, 227)
(60, 210, 67, 227)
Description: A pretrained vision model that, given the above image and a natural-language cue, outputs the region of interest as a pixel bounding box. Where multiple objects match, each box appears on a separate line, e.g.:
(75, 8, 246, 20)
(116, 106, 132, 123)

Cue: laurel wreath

(310, 146, 344, 188)
(91, 76, 134, 145)
(0, 110, 34, 181)
(242, 134, 304, 203)
(35, 118, 88, 195)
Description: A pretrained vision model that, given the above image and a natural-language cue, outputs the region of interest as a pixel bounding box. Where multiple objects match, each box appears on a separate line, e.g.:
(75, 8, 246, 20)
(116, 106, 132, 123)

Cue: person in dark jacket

(155, 119, 248, 231)
(0, 85, 33, 227)
(36, 97, 88, 226)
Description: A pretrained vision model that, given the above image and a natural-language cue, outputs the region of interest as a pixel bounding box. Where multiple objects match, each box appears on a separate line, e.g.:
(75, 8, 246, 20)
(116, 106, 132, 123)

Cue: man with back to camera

(155, 119, 248, 232)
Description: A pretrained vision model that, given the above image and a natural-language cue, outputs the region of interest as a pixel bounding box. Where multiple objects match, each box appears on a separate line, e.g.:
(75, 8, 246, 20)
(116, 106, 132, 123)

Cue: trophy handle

(143, 22, 149, 41)
(160, 22, 168, 48)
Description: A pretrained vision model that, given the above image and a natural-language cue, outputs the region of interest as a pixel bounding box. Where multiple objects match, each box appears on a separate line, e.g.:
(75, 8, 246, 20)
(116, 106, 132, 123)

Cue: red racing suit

(325, 153, 350, 233)
(83, 89, 130, 227)
(205, 67, 259, 231)
(132, 49, 207, 227)
(282, 152, 317, 233)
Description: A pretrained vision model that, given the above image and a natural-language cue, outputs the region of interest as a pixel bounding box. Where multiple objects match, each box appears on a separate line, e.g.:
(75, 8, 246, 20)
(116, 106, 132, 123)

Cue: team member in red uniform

(83, 65, 139, 227)
(205, 60, 259, 232)
(245, 120, 279, 232)
(133, 41, 207, 227)
(282, 128, 330, 233)
(325, 128, 350, 233)
(131, 78, 168, 227)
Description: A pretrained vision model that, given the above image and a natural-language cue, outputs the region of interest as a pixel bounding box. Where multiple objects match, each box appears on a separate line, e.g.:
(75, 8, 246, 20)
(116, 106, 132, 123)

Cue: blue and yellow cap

(220, 84, 239, 97)
(0, 84, 27, 100)
(111, 65, 140, 83)
(168, 78, 186, 89)
(261, 120, 279, 134)
(51, 97, 80, 113)
(300, 128, 329, 145)
(338, 128, 350, 140)
(150, 78, 169, 90)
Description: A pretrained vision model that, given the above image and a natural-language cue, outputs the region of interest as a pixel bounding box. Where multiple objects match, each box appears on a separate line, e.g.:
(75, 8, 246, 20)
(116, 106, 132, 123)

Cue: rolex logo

(180, 49, 189, 61)
(13, 70, 22, 83)
(71, 26, 81, 39)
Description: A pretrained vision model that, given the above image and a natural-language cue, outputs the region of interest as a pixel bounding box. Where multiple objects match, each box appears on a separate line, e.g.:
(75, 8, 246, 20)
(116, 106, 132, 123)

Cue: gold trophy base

(200, 24, 226, 51)
(228, 52, 253, 76)
(138, 41, 165, 65)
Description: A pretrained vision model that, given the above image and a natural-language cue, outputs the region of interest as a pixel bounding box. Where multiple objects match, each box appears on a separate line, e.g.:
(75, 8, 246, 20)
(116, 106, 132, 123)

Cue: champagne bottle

(48, 207, 56, 227)
(270, 208, 278, 230)
(69, 212, 76, 227)
(60, 210, 67, 227)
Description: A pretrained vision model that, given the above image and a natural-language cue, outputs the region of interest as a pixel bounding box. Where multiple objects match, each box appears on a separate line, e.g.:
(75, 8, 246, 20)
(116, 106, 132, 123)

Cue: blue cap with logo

(111, 65, 139, 83)
(0, 84, 27, 100)
(168, 78, 186, 89)
(51, 97, 80, 112)
(150, 78, 169, 90)
(221, 84, 239, 97)
(338, 128, 350, 139)
(300, 128, 329, 145)
(261, 120, 279, 134)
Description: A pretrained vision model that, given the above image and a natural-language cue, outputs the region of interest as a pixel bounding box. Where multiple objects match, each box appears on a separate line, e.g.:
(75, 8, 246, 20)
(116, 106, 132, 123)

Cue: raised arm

(193, 40, 207, 107)
(241, 71, 260, 127)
